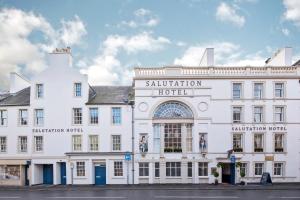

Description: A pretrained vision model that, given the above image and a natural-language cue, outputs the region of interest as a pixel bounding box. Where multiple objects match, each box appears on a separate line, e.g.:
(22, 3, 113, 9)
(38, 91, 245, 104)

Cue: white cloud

(0, 8, 87, 90)
(134, 8, 151, 17)
(216, 2, 245, 27)
(281, 28, 290, 36)
(283, 0, 300, 27)
(176, 41, 187, 47)
(174, 41, 266, 66)
(81, 32, 170, 85)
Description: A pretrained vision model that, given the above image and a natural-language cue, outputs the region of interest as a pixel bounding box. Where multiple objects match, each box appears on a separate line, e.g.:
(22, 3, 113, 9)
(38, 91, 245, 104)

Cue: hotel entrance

(221, 163, 235, 184)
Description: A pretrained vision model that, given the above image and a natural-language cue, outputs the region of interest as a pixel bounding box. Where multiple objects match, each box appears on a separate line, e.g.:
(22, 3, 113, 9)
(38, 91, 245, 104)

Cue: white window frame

(154, 162, 160, 178)
(19, 109, 28, 126)
(34, 135, 43, 152)
(36, 83, 44, 99)
(74, 82, 82, 97)
(18, 136, 27, 153)
(253, 82, 264, 99)
(240, 162, 248, 177)
(89, 135, 99, 151)
(89, 108, 98, 125)
(34, 109, 44, 126)
(273, 162, 284, 176)
(72, 135, 82, 151)
(232, 106, 243, 123)
(253, 133, 265, 152)
(114, 161, 123, 177)
(232, 133, 243, 152)
(139, 162, 149, 177)
(112, 135, 121, 151)
(72, 108, 82, 125)
(254, 162, 265, 176)
(186, 124, 193, 152)
(253, 106, 264, 123)
(198, 162, 208, 177)
(166, 162, 181, 177)
(232, 82, 243, 99)
(274, 82, 285, 98)
(0, 110, 7, 126)
(274, 106, 285, 123)
(76, 161, 85, 177)
(112, 107, 121, 125)
(274, 133, 285, 153)
(0, 136, 7, 153)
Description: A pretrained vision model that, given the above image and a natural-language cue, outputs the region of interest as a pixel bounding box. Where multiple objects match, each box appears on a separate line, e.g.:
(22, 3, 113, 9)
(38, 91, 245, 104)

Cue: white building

(0, 47, 300, 185)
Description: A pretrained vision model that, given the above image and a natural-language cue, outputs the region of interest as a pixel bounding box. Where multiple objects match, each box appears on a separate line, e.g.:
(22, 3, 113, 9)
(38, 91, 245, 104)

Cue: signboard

(232, 126, 287, 132)
(230, 155, 236, 163)
(265, 156, 274, 161)
(260, 172, 272, 185)
(125, 152, 131, 161)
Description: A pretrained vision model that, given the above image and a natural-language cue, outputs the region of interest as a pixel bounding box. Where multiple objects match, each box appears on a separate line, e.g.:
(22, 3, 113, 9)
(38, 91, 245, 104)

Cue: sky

(0, 0, 300, 90)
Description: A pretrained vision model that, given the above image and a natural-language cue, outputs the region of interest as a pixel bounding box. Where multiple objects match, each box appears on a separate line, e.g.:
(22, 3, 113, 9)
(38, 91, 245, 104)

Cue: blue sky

(0, 0, 300, 89)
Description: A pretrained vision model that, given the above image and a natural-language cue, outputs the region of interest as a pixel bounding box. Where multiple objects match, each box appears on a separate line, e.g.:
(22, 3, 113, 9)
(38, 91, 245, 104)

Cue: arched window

(153, 101, 193, 119)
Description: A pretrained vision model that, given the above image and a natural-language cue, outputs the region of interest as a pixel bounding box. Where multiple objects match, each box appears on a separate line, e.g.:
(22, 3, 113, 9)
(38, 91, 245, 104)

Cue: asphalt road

(0, 187, 300, 200)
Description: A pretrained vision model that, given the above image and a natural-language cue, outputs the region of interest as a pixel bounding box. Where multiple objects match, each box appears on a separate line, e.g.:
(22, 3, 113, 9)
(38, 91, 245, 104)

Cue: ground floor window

(273, 162, 284, 176)
(139, 163, 149, 177)
(76, 162, 85, 177)
(198, 162, 208, 176)
(166, 162, 181, 177)
(254, 163, 264, 176)
(0, 165, 20, 180)
(114, 161, 123, 177)
(188, 162, 193, 177)
(240, 163, 248, 176)
(155, 162, 160, 178)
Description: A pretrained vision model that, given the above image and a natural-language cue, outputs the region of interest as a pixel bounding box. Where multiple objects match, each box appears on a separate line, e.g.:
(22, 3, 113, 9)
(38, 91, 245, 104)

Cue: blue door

(43, 164, 53, 184)
(95, 165, 106, 185)
(60, 162, 66, 185)
(230, 163, 235, 185)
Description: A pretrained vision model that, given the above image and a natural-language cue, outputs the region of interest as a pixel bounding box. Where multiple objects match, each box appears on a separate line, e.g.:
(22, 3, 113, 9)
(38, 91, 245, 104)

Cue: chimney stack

(199, 48, 214, 66)
(265, 47, 292, 66)
(48, 47, 72, 68)
(9, 72, 30, 93)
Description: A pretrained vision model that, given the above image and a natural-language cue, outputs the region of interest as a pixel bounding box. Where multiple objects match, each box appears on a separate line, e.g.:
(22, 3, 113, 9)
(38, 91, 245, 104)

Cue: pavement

(0, 184, 300, 200)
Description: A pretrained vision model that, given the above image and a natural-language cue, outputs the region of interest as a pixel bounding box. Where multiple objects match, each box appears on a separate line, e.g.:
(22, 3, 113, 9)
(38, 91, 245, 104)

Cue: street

(0, 185, 300, 200)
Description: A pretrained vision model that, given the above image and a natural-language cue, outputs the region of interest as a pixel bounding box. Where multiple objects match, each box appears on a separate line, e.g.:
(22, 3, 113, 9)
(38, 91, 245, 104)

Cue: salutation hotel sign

(145, 80, 202, 96)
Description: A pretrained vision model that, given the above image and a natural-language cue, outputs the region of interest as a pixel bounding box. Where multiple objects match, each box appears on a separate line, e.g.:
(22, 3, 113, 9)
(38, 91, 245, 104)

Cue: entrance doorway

(43, 164, 53, 184)
(60, 162, 66, 185)
(221, 163, 235, 184)
(95, 164, 106, 185)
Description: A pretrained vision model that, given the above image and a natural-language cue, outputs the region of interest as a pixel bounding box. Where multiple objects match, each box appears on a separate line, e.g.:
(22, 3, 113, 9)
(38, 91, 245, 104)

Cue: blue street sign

(230, 155, 236, 163)
(125, 152, 131, 161)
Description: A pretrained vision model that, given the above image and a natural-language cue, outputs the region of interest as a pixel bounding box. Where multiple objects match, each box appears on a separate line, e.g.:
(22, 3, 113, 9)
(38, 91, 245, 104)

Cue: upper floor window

(274, 133, 284, 152)
(19, 109, 28, 126)
(164, 123, 182, 153)
(112, 135, 121, 151)
(73, 108, 82, 125)
(72, 135, 82, 151)
(0, 110, 7, 126)
(232, 83, 242, 99)
(112, 107, 121, 125)
(233, 133, 243, 152)
(36, 84, 43, 98)
(18, 136, 27, 153)
(74, 83, 82, 97)
(0, 136, 7, 153)
(76, 162, 85, 176)
(232, 106, 242, 123)
(254, 133, 264, 152)
(34, 136, 43, 152)
(35, 109, 44, 126)
(274, 106, 285, 122)
(275, 83, 284, 98)
(89, 135, 99, 151)
(254, 83, 264, 99)
(186, 124, 193, 152)
(89, 108, 98, 124)
(253, 106, 263, 123)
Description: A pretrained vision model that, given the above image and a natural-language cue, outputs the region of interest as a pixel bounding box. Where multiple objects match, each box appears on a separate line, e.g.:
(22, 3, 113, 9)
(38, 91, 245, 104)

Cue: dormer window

(36, 84, 43, 98)
(74, 83, 82, 97)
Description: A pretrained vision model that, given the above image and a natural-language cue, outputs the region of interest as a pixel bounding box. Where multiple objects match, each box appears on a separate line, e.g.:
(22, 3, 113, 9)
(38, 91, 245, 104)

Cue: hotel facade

(0, 47, 300, 185)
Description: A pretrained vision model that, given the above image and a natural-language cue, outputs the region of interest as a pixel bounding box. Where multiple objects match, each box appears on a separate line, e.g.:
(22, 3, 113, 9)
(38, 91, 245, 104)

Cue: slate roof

(293, 59, 300, 66)
(87, 86, 133, 105)
(0, 87, 30, 106)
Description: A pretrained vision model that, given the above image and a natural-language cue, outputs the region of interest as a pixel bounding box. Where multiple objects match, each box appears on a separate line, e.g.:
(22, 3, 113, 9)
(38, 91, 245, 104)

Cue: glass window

(89, 135, 98, 151)
(0, 110, 7, 126)
(35, 109, 44, 126)
(74, 83, 82, 97)
(112, 107, 121, 125)
(0, 165, 20, 180)
(232, 83, 242, 99)
(153, 101, 193, 119)
(275, 106, 285, 122)
(112, 135, 121, 151)
(18, 136, 27, 153)
(139, 163, 149, 177)
(166, 162, 181, 177)
(89, 108, 98, 124)
(34, 136, 43, 152)
(233, 107, 242, 123)
(76, 162, 85, 176)
(240, 163, 248, 176)
(274, 133, 284, 152)
(164, 124, 182, 153)
(188, 162, 193, 177)
(254, 83, 264, 99)
(19, 109, 28, 125)
(153, 124, 160, 153)
(73, 108, 82, 125)
(155, 162, 160, 178)
(36, 84, 43, 98)
(186, 124, 193, 152)
(274, 162, 284, 176)
(253, 106, 263, 123)
(254, 134, 264, 152)
(0, 137, 7, 153)
(198, 162, 208, 176)
(114, 161, 123, 176)
(275, 83, 284, 98)
(72, 135, 82, 151)
(254, 163, 264, 176)
(233, 134, 243, 152)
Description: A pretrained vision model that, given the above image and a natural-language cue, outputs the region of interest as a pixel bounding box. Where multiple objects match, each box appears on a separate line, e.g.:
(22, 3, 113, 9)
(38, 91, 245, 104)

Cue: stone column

(160, 123, 164, 157)
(182, 123, 187, 158)
(160, 160, 166, 184)
(149, 162, 153, 184)
(181, 161, 188, 183)
(194, 162, 199, 184)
